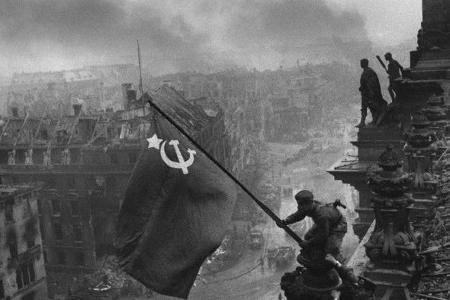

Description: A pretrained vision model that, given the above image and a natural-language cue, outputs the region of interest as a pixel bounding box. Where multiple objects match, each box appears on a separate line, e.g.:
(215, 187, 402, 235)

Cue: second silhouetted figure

(384, 52, 403, 102)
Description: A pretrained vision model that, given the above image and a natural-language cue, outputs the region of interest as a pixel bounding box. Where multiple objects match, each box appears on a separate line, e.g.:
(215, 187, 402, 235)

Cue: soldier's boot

(325, 254, 358, 285)
(356, 113, 366, 128)
(388, 85, 396, 102)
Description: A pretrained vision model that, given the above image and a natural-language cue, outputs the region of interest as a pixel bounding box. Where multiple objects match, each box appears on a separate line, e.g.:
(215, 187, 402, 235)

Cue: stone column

(363, 146, 418, 293)
(422, 0, 450, 32)
(421, 95, 448, 148)
(404, 112, 438, 196)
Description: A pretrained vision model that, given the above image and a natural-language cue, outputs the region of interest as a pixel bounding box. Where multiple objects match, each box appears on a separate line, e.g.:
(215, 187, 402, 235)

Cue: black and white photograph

(0, 1, 448, 299)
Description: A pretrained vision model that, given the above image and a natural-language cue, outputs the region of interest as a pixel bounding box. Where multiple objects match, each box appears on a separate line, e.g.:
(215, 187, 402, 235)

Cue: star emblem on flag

(147, 134, 162, 150)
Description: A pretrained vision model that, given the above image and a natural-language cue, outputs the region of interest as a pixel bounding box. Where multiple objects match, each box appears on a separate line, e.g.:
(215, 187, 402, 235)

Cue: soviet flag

(115, 108, 237, 299)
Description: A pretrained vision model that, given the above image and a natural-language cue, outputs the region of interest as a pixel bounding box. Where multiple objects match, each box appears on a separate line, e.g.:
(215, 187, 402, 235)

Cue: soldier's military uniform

(357, 59, 387, 127)
(282, 190, 347, 259)
(385, 53, 403, 102)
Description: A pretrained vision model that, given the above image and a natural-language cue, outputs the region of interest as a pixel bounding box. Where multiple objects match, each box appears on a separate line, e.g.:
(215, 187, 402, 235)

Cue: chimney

(11, 107, 19, 118)
(121, 83, 136, 110)
(127, 89, 137, 101)
(73, 103, 82, 116)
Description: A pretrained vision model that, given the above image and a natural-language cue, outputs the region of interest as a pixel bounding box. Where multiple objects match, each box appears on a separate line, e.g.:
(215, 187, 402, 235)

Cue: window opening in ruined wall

(67, 176, 76, 189)
(7, 228, 18, 259)
(54, 220, 63, 241)
(24, 216, 37, 249)
(45, 176, 56, 188)
(110, 152, 119, 164)
(128, 151, 137, 164)
(51, 198, 61, 216)
(37, 198, 43, 217)
(71, 201, 80, 216)
(16, 262, 36, 290)
(57, 251, 66, 265)
(73, 224, 83, 242)
(75, 251, 85, 266)
(5, 199, 14, 222)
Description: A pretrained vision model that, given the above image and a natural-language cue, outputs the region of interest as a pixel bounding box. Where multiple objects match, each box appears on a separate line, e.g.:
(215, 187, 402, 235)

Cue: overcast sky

(327, 0, 422, 46)
(0, 0, 422, 75)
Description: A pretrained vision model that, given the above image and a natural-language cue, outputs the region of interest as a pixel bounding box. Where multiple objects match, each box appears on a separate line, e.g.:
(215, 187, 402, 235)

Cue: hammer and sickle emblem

(160, 140, 196, 174)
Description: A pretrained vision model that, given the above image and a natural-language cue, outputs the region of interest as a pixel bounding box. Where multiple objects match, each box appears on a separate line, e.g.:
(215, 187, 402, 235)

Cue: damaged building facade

(0, 184, 47, 300)
(0, 84, 230, 298)
(4, 64, 138, 118)
(268, 73, 320, 142)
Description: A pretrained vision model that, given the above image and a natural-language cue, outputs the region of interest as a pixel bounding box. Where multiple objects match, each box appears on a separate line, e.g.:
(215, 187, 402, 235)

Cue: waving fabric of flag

(115, 112, 237, 299)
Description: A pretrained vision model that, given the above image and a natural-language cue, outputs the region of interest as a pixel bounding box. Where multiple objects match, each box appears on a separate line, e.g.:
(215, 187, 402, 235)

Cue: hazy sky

(0, 0, 422, 75)
(327, 0, 422, 46)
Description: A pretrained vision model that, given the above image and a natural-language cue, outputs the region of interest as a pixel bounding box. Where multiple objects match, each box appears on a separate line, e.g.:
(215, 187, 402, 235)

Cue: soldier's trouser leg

(358, 100, 368, 127)
(371, 101, 386, 126)
(368, 105, 378, 125)
(326, 232, 346, 262)
(388, 84, 396, 102)
(391, 81, 401, 103)
(304, 225, 318, 240)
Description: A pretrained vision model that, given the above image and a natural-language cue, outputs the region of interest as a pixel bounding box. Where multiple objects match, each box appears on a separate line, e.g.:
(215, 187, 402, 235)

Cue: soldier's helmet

(360, 58, 369, 68)
(294, 190, 314, 205)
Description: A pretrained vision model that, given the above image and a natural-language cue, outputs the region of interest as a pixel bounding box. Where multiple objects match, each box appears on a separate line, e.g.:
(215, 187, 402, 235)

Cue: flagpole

(146, 96, 304, 246)
(137, 40, 144, 97)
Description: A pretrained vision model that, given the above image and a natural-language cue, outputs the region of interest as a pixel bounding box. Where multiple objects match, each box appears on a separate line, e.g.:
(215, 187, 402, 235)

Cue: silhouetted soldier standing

(384, 52, 403, 102)
(357, 58, 387, 128)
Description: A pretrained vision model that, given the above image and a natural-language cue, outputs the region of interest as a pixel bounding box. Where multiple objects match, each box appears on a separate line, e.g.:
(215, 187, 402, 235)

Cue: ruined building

(5, 64, 138, 118)
(0, 184, 47, 300)
(0, 84, 230, 297)
(7, 69, 100, 117)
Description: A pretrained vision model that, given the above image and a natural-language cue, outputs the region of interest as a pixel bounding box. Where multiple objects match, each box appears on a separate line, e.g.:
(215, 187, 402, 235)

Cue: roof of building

(0, 85, 218, 148)
(11, 69, 97, 85)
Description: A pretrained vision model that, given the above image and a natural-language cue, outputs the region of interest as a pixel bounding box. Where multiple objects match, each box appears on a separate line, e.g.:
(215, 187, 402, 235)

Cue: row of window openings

(16, 262, 36, 291)
(8, 229, 36, 258)
(52, 223, 83, 242)
(5, 200, 34, 223)
(43, 176, 114, 189)
(0, 278, 34, 299)
(110, 152, 137, 164)
(10, 172, 125, 190)
(47, 177, 78, 189)
(9, 238, 36, 259)
(5, 149, 137, 165)
(50, 200, 80, 216)
(5, 203, 13, 222)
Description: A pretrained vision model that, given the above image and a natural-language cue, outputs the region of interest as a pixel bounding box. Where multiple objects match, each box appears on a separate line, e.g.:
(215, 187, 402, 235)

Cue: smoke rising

(222, 0, 371, 67)
(0, 0, 371, 75)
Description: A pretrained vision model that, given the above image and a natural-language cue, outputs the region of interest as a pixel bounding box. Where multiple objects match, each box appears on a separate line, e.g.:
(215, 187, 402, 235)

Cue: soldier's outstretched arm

(283, 210, 306, 225)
